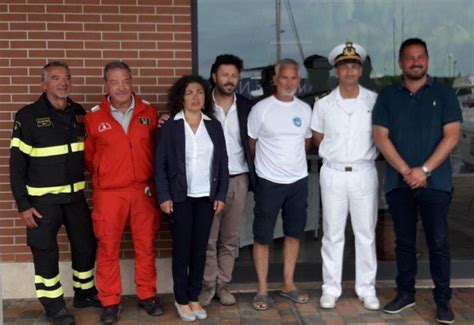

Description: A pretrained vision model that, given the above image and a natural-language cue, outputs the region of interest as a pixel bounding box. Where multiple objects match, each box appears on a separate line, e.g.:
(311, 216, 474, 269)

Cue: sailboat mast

(276, 0, 281, 62)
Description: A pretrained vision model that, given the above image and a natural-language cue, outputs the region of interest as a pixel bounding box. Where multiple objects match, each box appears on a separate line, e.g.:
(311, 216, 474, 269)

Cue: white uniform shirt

(311, 85, 378, 164)
(174, 111, 214, 197)
(212, 93, 249, 175)
(248, 95, 312, 184)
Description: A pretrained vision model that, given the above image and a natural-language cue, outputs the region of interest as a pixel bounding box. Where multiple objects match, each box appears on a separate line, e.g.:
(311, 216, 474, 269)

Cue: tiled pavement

(3, 287, 474, 324)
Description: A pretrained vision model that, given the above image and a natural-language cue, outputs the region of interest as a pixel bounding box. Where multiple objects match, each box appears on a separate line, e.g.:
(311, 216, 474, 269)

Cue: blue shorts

(253, 176, 308, 244)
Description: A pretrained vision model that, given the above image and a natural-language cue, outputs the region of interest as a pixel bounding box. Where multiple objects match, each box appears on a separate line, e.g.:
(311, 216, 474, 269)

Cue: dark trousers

(169, 196, 214, 304)
(27, 197, 97, 314)
(386, 188, 452, 303)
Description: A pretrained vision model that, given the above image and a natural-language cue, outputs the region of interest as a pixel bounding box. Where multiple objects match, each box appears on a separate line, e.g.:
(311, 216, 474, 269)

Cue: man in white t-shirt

(311, 42, 380, 311)
(248, 58, 312, 310)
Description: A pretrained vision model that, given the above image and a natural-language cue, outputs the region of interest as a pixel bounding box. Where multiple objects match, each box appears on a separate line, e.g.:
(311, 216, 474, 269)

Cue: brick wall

(0, 0, 193, 262)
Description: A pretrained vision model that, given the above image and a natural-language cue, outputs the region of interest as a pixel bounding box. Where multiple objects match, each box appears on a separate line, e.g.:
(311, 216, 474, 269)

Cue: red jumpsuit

(85, 95, 160, 307)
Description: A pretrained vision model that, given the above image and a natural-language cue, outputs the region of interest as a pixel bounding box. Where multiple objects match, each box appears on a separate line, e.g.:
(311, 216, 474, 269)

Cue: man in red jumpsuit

(84, 61, 162, 323)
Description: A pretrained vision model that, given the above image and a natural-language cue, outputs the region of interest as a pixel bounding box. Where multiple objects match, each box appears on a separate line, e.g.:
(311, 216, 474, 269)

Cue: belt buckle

(344, 166, 353, 172)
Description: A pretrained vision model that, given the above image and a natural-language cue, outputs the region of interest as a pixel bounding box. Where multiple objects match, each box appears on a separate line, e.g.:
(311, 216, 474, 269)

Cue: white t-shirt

(311, 85, 378, 164)
(212, 93, 249, 175)
(174, 111, 214, 197)
(248, 95, 312, 184)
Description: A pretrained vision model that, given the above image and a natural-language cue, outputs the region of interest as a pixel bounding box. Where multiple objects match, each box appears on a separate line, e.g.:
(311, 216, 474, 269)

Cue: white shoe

(191, 306, 207, 320)
(359, 295, 380, 311)
(320, 294, 337, 309)
(189, 302, 207, 320)
(174, 302, 196, 322)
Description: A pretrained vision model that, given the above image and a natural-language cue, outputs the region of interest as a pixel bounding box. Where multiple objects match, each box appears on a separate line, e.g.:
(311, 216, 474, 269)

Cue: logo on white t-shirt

(292, 116, 302, 127)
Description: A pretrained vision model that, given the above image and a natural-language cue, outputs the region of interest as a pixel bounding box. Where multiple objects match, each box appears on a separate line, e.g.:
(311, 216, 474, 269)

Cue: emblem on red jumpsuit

(98, 122, 112, 133)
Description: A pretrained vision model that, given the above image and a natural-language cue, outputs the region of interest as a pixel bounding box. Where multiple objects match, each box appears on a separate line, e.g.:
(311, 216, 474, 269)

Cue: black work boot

(100, 304, 121, 324)
(138, 296, 164, 316)
(73, 295, 101, 308)
(47, 306, 75, 325)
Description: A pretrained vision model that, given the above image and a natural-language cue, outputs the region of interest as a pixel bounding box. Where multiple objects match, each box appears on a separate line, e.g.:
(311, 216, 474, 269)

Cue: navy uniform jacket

(10, 93, 87, 212)
(155, 115, 229, 204)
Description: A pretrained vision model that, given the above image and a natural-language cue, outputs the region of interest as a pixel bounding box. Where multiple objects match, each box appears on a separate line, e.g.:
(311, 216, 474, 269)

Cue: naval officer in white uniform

(311, 42, 380, 311)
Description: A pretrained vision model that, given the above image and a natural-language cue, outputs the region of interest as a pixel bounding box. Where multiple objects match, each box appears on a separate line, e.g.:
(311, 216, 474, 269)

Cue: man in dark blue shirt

(372, 38, 462, 324)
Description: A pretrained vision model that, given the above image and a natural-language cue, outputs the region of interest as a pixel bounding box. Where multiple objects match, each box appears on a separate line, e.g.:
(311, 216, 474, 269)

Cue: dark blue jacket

(155, 116, 229, 204)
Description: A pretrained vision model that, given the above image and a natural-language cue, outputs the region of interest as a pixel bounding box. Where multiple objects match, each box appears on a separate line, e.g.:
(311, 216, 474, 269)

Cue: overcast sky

(198, 0, 474, 78)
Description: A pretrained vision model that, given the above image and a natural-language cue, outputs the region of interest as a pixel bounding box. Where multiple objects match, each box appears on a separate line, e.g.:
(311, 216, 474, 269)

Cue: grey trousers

(203, 173, 249, 286)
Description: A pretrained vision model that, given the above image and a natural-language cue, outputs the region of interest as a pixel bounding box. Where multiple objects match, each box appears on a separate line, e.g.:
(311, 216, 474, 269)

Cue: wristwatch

(422, 165, 432, 177)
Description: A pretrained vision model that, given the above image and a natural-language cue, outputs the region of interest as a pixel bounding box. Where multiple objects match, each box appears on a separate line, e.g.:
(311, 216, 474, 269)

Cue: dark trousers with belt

(27, 197, 97, 314)
(169, 196, 214, 304)
(386, 188, 452, 303)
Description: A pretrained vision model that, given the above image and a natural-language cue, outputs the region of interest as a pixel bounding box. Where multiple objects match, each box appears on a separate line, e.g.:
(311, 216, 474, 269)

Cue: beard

(279, 88, 297, 97)
(404, 65, 428, 81)
(215, 82, 236, 96)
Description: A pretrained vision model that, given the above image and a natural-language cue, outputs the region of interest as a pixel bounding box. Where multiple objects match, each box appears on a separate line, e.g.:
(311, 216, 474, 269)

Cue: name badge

(36, 117, 52, 128)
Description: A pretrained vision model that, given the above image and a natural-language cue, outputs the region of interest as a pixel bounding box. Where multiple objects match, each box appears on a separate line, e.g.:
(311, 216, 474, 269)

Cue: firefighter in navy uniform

(9, 62, 99, 325)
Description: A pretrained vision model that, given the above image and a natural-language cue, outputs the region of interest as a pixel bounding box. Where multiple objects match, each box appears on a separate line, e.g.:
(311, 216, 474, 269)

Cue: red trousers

(91, 185, 160, 306)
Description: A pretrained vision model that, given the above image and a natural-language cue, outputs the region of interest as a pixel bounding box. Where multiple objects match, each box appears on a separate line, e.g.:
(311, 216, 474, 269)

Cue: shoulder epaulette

(91, 105, 100, 112)
(317, 91, 330, 99)
(142, 99, 150, 105)
(314, 90, 331, 103)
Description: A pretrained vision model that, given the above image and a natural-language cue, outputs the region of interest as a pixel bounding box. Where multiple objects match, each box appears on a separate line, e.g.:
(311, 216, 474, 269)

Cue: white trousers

(320, 164, 378, 298)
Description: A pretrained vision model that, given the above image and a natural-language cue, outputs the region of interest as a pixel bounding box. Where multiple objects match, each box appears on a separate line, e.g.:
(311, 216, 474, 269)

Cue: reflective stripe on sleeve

(10, 137, 32, 155)
(10, 138, 84, 157)
(27, 181, 86, 196)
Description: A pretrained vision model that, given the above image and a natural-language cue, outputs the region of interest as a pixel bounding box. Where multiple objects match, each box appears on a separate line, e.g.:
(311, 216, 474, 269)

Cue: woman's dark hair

(167, 75, 213, 118)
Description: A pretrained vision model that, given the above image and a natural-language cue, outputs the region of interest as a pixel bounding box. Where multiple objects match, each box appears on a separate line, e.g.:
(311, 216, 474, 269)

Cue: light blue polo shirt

(110, 96, 135, 133)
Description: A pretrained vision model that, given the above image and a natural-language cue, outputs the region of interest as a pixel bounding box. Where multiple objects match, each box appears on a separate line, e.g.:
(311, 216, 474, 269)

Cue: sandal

(279, 289, 309, 304)
(252, 294, 274, 311)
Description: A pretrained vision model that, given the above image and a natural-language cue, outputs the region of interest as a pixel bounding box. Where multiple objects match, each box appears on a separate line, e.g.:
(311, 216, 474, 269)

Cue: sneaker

(198, 285, 216, 307)
(73, 295, 101, 308)
(383, 294, 415, 314)
(138, 296, 164, 316)
(217, 283, 236, 305)
(100, 304, 121, 324)
(359, 295, 380, 310)
(436, 302, 455, 324)
(320, 294, 337, 309)
(47, 307, 75, 325)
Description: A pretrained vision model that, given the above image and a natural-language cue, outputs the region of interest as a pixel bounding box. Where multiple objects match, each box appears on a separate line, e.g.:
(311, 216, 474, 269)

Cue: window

(196, 0, 474, 272)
